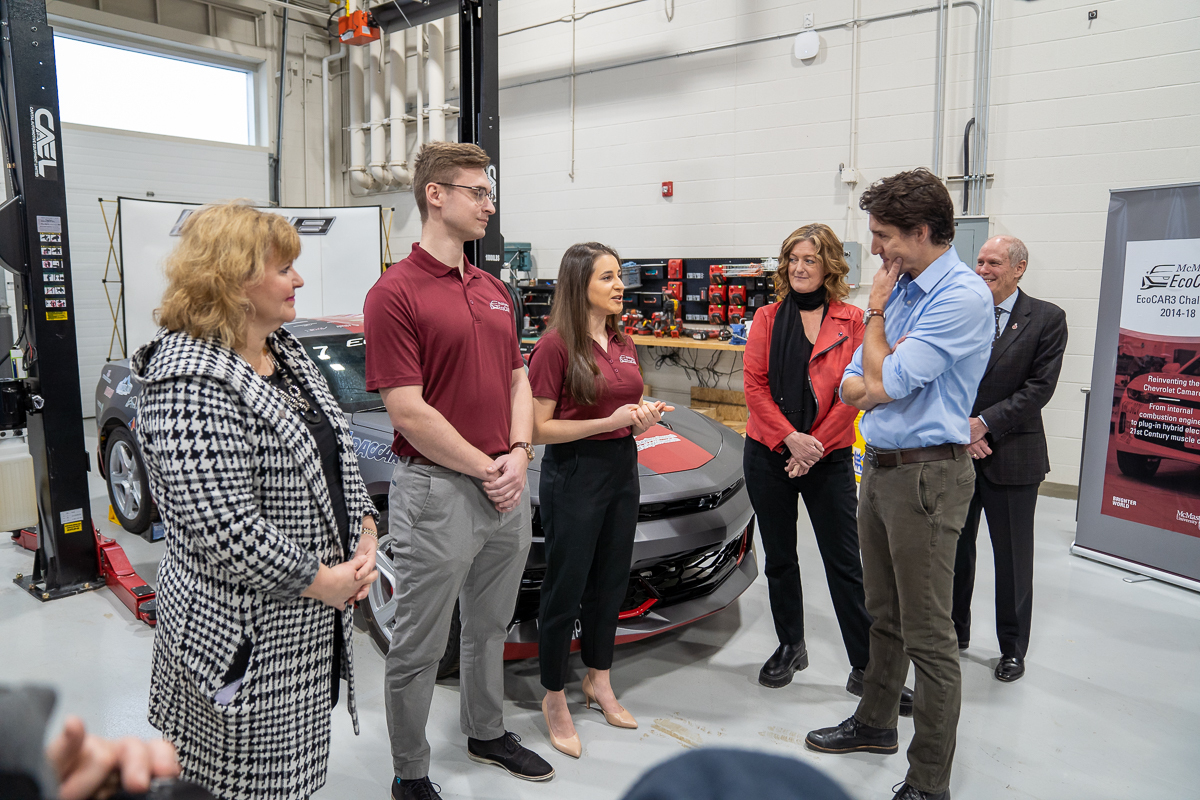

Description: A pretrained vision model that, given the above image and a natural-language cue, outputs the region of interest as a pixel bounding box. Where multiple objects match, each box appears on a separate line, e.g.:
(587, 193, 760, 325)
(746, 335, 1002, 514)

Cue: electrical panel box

(953, 217, 990, 268)
(842, 242, 863, 288)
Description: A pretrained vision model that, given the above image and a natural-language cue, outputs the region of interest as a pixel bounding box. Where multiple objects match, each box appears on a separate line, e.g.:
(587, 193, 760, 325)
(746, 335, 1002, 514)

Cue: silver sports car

(95, 315, 757, 673)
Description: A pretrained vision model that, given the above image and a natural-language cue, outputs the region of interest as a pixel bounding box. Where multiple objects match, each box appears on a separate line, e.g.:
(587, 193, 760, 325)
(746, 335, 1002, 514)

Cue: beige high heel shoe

(542, 694, 582, 758)
(581, 674, 638, 729)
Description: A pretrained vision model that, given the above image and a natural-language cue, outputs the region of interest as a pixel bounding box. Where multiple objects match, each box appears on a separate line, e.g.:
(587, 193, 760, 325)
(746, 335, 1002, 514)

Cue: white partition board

(119, 199, 382, 352)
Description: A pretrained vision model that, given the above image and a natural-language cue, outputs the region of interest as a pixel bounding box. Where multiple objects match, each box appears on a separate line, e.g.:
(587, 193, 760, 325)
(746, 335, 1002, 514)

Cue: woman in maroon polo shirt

(528, 242, 672, 759)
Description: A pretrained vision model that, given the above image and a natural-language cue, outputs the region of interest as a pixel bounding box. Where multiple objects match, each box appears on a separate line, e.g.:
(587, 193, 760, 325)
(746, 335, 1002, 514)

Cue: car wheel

(105, 426, 152, 534)
(360, 530, 462, 679)
(1116, 450, 1160, 479)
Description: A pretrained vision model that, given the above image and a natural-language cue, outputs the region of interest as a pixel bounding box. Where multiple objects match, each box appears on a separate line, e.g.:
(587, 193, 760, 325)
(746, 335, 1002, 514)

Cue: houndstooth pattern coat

(131, 328, 377, 800)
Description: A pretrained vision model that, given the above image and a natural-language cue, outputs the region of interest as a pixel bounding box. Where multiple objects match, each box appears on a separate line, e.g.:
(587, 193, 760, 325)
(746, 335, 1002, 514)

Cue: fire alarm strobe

(661, 181, 673, 197)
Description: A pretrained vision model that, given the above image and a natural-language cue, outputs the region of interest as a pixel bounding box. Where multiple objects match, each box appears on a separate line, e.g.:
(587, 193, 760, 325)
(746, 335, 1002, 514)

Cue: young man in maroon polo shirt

(364, 142, 553, 800)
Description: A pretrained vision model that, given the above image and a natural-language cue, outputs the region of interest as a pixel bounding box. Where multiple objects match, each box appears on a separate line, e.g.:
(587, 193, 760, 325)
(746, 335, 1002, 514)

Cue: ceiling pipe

(369, 41, 391, 188)
(348, 42, 375, 191)
(387, 29, 412, 186)
(427, 18, 447, 143)
(321, 42, 347, 206)
(932, 0, 949, 178)
(271, 8, 289, 205)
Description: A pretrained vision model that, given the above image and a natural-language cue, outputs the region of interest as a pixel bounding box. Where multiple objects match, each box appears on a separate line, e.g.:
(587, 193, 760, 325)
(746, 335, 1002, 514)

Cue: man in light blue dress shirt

(804, 169, 992, 800)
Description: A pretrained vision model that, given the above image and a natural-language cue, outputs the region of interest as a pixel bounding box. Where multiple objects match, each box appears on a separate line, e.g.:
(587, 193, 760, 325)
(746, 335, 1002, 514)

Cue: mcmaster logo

(30, 107, 58, 181)
(489, 300, 510, 312)
(1141, 263, 1200, 290)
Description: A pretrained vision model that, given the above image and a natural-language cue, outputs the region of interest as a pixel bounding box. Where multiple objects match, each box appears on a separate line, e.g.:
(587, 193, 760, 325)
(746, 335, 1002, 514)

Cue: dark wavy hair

(545, 242, 625, 406)
(858, 168, 955, 246)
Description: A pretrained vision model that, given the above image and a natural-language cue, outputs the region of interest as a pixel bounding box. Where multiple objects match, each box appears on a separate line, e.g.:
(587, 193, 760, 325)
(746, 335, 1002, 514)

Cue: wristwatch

(510, 441, 535, 461)
(865, 308, 886, 322)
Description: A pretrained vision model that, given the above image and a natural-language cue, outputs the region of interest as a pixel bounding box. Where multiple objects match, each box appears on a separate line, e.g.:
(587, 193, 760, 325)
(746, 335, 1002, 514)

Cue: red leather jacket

(744, 299, 865, 454)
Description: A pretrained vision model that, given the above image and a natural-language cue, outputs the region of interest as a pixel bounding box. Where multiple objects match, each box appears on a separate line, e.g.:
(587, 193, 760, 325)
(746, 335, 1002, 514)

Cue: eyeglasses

(434, 182, 496, 205)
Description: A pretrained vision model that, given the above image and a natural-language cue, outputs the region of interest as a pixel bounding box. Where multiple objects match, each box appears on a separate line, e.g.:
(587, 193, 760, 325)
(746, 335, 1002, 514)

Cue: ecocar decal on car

(354, 435, 399, 464)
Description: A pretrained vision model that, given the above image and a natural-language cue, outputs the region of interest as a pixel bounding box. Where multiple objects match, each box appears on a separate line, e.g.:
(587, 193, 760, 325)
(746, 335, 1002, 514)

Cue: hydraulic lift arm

(368, 0, 503, 277)
(1, 0, 155, 623)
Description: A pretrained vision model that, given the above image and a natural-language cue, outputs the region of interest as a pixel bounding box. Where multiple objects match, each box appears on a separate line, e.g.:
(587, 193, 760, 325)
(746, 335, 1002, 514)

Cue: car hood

(356, 404, 743, 505)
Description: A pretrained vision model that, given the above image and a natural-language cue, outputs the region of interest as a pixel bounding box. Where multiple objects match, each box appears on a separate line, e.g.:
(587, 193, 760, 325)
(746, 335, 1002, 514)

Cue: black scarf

(767, 287, 826, 435)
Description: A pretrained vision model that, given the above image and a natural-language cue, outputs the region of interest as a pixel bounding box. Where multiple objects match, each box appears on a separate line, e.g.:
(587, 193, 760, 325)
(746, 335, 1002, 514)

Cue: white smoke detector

(794, 30, 820, 60)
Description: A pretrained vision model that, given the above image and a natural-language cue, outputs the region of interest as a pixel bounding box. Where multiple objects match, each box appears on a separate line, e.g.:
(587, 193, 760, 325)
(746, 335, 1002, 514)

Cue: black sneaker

(846, 668, 915, 717)
(804, 716, 899, 754)
(392, 776, 441, 800)
(892, 780, 950, 800)
(467, 732, 554, 781)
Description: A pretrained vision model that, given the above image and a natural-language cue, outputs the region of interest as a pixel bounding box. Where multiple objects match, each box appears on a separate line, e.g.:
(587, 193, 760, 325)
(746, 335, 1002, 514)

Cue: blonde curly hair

(156, 201, 300, 350)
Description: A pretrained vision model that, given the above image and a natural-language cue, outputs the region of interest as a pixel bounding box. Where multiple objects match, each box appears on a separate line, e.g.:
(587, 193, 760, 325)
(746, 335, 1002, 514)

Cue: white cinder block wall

(471, 0, 1198, 489)
(36, 0, 1200, 489)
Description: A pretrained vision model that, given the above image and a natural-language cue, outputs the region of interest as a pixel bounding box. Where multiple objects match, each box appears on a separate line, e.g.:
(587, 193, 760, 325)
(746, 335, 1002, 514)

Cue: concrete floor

(3, 439, 1199, 799)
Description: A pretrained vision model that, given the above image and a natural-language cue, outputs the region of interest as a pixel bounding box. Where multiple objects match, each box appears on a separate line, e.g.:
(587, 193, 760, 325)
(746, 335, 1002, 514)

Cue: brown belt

(865, 443, 966, 468)
(401, 452, 509, 468)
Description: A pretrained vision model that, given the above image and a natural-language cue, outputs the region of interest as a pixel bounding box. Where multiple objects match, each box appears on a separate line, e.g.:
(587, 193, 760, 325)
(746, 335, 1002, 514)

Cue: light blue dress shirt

(842, 247, 993, 449)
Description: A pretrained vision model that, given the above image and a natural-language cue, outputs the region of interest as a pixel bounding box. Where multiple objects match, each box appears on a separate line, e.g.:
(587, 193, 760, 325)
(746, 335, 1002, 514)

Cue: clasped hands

(305, 521, 379, 610)
(620, 400, 675, 435)
(784, 430, 824, 478)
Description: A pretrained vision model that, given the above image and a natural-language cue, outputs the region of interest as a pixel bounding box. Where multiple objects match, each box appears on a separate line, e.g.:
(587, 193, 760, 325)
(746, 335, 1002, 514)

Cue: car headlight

(1125, 388, 1153, 403)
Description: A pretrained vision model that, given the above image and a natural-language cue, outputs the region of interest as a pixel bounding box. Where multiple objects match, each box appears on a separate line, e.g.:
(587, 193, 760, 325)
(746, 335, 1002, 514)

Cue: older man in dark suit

(953, 235, 1067, 683)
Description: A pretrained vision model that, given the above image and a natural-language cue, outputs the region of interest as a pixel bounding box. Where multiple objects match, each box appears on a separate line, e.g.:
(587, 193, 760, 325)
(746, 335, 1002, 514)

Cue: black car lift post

(1, 0, 156, 622)
(369, 0, 503, 278)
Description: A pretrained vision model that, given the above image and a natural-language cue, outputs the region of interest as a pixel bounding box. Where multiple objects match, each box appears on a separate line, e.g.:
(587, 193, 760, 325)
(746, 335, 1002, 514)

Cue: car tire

(105, 426, 153, 534)
(1116, 450, 1161, 479)
(359, 528, 462, 679)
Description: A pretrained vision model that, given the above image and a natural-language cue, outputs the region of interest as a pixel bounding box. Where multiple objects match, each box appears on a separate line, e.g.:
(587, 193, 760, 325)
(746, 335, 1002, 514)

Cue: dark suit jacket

(975, 290, 1068, 485)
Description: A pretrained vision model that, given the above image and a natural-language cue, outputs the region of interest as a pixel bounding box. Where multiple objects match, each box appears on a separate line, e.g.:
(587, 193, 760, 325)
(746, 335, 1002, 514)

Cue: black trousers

(743, 436, 872, 668)
(951, 472, 1039, 658)
(538, 436, 639, 691)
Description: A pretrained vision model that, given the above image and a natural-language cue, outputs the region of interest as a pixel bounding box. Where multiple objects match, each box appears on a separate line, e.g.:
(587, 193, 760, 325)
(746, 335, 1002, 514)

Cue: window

(54, 35, 253, 146)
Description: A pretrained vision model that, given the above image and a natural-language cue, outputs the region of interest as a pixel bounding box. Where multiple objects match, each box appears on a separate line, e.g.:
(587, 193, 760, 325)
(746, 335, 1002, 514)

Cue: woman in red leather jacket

(743, 223, 912, 715)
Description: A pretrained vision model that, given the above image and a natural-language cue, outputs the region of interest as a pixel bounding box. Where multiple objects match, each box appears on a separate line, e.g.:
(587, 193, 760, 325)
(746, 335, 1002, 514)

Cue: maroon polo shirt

(364, 243, 523, 458)
(528, 327, 643, 440)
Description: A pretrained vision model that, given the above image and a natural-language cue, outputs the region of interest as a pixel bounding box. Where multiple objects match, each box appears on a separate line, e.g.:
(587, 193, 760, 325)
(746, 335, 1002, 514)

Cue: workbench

(627, 335, 746, 352)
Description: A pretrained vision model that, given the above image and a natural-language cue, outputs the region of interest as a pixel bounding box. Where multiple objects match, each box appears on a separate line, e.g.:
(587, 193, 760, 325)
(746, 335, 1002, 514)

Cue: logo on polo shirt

(489, 300, 511, 312)
(619, 355, 636, 365)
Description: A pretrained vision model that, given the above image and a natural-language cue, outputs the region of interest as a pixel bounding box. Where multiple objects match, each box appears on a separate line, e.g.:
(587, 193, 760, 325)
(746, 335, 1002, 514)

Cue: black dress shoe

(393, 777, 442, 800)
(994, 655, 1025, 682)
(758, 642, 809, 688)
(957, 639, 969, 651)
(804, 716, 898, 754)
(846, 668, 914, 718)
(467, 732, 554, 781)
(892, 780, 950, 800)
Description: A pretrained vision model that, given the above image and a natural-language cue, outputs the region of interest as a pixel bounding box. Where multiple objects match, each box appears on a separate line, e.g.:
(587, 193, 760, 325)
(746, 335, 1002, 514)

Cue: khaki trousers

(383, 461, 531, 780)
(854, 450, 975, 794)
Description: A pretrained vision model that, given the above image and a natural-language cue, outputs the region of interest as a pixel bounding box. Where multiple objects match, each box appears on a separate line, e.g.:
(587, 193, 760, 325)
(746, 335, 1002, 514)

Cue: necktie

(994, 307, 1002, 342)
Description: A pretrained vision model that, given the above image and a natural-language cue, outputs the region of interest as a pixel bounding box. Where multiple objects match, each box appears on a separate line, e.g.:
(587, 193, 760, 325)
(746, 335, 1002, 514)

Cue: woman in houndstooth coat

(131, 203, 380, 800)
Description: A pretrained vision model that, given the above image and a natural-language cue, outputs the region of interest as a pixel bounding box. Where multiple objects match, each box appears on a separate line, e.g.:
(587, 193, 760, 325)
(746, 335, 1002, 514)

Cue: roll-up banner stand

(1074, 182, 1200, 592)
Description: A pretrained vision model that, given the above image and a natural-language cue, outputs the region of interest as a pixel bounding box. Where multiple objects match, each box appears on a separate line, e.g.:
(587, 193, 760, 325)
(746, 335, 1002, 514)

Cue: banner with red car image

(1102, 238, 1200, 538)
